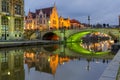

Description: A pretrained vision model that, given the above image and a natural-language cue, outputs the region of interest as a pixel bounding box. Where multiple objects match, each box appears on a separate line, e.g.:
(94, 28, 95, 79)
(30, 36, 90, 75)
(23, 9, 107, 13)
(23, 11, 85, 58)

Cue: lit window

(53, 20, 56, 24)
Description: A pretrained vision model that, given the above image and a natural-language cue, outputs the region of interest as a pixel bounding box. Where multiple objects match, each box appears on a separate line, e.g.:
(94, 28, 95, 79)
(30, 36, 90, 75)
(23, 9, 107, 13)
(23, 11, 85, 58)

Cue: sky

(25, 0, 120, 25)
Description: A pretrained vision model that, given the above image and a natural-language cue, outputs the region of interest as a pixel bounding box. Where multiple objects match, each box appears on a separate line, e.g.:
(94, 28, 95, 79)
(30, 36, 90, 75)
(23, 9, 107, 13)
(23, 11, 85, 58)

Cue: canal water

(0, 40, 114, 80)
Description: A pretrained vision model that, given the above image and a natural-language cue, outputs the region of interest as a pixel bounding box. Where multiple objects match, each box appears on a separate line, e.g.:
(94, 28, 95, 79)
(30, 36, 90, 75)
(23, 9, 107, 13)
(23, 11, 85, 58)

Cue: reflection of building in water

(50, 54, 58, 75)
(81, 40, 114, 52)
(35, 52, 52, 74)
(0, 49, 24, 80)
(24, 52, 70, 75)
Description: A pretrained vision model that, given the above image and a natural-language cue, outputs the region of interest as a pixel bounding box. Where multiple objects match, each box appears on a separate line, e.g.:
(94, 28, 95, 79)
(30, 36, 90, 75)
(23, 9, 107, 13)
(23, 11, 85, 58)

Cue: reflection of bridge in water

(24, 44, 115, 74)
(0, 44, 114, 78)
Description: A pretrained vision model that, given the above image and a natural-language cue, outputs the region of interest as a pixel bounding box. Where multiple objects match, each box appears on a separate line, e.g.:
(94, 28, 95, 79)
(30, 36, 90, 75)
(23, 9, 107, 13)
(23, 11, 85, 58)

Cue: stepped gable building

(25, 4, 59, 30)
(59, 16, 70, 29)
(0, 0, 24, 40)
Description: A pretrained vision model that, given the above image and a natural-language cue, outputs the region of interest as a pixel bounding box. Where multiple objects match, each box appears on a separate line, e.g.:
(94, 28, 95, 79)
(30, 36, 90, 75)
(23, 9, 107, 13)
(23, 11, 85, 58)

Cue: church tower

(0, 0, 24, 40)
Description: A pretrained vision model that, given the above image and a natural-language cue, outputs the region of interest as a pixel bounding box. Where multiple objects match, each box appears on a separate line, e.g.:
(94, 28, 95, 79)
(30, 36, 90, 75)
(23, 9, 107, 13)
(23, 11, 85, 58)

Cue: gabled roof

(29, 12, 36, 19)
(70, 19, 81, 24)
(36, 7, 53, 17)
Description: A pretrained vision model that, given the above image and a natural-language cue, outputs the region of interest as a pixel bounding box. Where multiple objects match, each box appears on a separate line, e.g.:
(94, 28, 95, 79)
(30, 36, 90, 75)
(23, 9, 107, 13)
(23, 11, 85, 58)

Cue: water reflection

(24, 52, 71, 75)
(0, 49, 24, 80)
(0, 44, 114, 80)
(81, 40, 114, 52)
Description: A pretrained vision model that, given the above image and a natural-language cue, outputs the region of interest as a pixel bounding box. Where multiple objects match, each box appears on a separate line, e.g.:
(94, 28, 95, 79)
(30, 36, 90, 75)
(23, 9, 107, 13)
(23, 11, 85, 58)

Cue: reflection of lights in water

(95, 61, 100, 64)
(85, 66, 91, 71)
(8, 71, 10, 75)
(81, 40, 114, 52)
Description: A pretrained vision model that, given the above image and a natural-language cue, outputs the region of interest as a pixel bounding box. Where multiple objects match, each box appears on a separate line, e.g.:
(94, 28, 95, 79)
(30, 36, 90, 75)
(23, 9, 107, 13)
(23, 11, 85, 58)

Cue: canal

(0, 39, 115, 80)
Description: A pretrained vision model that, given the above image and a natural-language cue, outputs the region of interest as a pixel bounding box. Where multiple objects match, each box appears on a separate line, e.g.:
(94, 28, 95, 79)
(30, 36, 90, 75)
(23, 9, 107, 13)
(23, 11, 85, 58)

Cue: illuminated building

(50, 54, 59, 75)
(0, 0, 24, 40)
(59, 16, 71, 29)
(70, 19, 81, 29)
(25, 3, 59, 30)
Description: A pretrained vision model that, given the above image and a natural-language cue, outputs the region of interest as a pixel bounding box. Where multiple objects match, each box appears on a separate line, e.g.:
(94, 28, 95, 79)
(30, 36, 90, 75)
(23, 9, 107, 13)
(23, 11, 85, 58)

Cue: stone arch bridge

(30, 28, 120, 40)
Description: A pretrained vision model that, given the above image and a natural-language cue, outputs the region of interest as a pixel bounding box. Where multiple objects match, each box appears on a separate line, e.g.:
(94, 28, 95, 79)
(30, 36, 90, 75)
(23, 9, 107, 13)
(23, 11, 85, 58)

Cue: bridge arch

(42, 32, 60, 40)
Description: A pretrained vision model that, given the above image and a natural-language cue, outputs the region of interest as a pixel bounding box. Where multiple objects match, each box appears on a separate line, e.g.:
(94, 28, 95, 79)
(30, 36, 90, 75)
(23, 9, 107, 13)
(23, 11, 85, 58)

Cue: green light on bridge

(67, 31, 110, 55)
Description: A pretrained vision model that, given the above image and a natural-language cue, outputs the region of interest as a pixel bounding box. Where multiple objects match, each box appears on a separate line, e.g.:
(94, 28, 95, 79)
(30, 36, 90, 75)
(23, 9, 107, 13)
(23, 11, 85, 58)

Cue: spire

(29, 9, 30, 12)
(54, 2, 56, 7)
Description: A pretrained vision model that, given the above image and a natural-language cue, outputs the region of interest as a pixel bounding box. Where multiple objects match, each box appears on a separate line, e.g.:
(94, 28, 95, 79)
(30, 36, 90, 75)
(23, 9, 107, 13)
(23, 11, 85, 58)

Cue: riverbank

(99, 49, 120, 80)
(0, 40, 59, 48)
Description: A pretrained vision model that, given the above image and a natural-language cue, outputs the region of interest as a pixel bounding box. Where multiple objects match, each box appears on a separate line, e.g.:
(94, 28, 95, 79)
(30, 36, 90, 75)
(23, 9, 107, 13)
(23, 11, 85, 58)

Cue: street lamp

(4, 25, 7, 40)
(88, 15, 91, 27)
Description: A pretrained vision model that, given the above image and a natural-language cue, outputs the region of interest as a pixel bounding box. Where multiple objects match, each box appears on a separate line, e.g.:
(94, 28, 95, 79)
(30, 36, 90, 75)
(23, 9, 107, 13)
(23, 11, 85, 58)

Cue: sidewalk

(99, 50, 120, 80)
(0, 40, 59, 48)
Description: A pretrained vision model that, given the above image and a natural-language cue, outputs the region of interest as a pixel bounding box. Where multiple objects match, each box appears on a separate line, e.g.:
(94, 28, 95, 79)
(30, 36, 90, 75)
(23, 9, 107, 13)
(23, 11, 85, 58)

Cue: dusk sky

(25, 0, 120, 25)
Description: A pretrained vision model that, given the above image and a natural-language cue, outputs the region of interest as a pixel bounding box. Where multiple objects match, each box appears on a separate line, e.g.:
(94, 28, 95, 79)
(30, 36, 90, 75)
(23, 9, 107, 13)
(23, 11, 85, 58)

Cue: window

(14, 55, 21, 67)
(40, 15, 42, 18)
(40, 20, 42, 24)
(1, 16, 9, 32)
(2, 34, 4, 37)
(7, 34, 9, 37)
(1, 16, 8, 25)
(15, 34, 17, 37)
(53, 20, 56, 24)
(1, 52, 8, 71)
(15, 4, 21, 15)
(2, 0, 9, 12)
(15, 19, 21, 31)
(19, 34, 21, 37)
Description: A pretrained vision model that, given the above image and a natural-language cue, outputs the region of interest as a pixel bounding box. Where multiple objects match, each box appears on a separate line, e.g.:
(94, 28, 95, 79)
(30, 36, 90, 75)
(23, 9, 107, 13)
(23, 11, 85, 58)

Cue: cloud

(25, 0, 120, 25)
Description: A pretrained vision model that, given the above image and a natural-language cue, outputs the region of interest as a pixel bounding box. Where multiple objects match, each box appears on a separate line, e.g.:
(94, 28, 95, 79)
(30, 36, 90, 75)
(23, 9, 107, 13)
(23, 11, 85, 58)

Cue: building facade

(25, 4, 59, 30)
(59, 16, 70, 29)
(0, 0, 24, 40)
(70, 19, 81, 29)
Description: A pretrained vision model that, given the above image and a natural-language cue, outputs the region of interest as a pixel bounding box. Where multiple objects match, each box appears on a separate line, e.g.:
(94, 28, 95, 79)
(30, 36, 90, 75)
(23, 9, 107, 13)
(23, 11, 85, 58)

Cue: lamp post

(88, 15, 90, 27)
(39, 29, 41, 40)
(4, 25, 7, 40)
